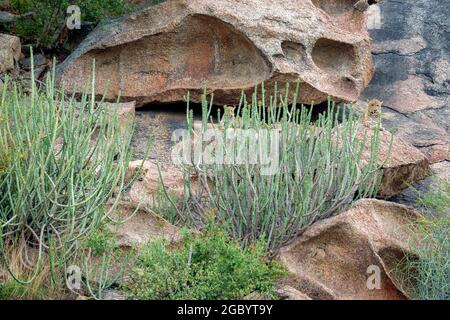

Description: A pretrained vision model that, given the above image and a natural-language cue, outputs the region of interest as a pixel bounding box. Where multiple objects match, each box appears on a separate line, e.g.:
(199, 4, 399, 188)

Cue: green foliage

(0, 281, 40, 299)
(417, 180, 450, 217)
(165, 84, 386, 253)
(396, 180, 450, 300)
(6, 0, 136, 48)
(82, 226, 117, 256)
(123, 222, 286, 300)
(0, 278, 54, 299)
(0, 59, 136, 289)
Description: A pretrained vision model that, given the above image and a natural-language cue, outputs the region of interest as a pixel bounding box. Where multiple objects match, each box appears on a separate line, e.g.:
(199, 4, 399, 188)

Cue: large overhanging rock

(278, 199, 421, 300)
(56, 0, 374, 106)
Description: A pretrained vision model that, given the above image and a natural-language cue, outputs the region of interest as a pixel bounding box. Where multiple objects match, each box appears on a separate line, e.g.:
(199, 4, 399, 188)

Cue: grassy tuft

(396, 179, 450, 300)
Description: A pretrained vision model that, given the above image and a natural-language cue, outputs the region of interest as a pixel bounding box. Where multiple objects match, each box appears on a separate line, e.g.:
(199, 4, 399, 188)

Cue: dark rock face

(362, 0, 450, 165)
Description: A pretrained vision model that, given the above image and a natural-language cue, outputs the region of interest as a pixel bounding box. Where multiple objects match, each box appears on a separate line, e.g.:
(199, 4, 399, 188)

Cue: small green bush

(82, 226, 117, 256)
(6, 0, 136, 48)
(123, 222, 286, 300)
(396, 180, 450, 300)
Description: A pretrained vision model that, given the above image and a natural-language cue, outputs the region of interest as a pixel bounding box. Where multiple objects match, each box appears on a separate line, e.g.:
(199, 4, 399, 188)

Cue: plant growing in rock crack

(0, 56, 142, 298)
(395, 179, 450, 300)
(159, 83, 388, 253)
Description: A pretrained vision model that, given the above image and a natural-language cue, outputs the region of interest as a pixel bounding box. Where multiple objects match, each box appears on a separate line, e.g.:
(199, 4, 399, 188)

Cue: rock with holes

(0, 33, 21, 73)
(56, 0, 374, 106)
(278, 199, 421, 300)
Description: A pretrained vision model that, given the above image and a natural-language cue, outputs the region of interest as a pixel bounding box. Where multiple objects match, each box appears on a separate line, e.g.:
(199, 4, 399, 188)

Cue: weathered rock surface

(278, 199, 421, 300)
(131, 108, 189, 165)
(431, 161, 450, 182)
(362, 0, 450, 165)
(109, 201, 182, 248)
(333, 123, 431, 198)
(128, 160, 191, 205)
(101, 100, 136, 135)
(389, 160, 450, 211)
(57, 0, 374, 106)
(0, 33, 21, 73)
(357, 126, 431, 197)
(101, 289, 126, 301)
(275, 285, 312, 301)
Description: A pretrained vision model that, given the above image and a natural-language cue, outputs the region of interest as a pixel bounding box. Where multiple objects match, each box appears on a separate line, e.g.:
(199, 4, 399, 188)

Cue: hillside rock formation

(278, 199, 420, 300)
(56, 0, 374, 106)
(363, 0, 450, 165)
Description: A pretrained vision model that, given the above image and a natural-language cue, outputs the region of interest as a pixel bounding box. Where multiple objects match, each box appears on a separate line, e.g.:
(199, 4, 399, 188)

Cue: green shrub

(164, 84, 386, 253)
(82, 226, 117, 256)
(418, 179, 450, 217)
(6, 0, 137, 48)
(396, 180, 450, 300)
(0, 281, 46, 300)
(123, 222, 286, 300)
(0, 60, 136, 289)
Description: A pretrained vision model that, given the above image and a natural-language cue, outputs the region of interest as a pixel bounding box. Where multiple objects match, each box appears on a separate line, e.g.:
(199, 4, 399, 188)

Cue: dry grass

(0, 238, 65, 299)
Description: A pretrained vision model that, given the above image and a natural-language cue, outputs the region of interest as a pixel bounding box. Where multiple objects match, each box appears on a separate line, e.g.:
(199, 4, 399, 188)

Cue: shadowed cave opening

(131, 100, 335, 163)
(312, 38, 356, 75)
